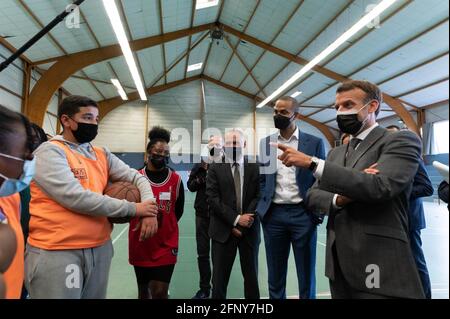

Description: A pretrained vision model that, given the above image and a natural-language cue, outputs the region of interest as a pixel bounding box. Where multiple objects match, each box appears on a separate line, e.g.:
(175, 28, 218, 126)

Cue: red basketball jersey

(128, 168, 182, 267)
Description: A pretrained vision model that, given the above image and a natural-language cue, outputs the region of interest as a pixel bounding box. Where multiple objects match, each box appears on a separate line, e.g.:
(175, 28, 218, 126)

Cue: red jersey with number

(128, 168, 181, 267)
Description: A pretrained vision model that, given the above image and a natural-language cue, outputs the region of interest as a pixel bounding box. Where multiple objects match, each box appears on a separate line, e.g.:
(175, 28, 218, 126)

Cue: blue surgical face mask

(0, 153, 36, 197)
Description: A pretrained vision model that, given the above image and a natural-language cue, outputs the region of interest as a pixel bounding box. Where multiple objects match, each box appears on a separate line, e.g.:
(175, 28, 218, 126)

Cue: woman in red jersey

(129, 126, 185, 299)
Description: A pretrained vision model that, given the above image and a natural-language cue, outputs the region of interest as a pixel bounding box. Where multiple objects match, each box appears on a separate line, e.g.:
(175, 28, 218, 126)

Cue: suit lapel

(223, 162, 236, 198)
(336, 144, 347, 166)
(298, 131, 309, 154)
(243, 160, 250, 206)
(347, 126, 386, 168)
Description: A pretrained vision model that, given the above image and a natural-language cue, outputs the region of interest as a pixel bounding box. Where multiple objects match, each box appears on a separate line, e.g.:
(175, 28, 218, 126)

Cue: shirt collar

(227, 156, 244, 167)
(278, 126, 299, 143)
(353, 123, 379, 141)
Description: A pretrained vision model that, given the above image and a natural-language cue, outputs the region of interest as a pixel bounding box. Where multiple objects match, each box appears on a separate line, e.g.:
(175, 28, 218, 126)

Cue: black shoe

(192, 289, 210, 299)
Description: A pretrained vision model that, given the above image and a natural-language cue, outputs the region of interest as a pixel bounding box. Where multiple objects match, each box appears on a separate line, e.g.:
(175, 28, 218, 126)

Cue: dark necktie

(233, 163, 241, 214)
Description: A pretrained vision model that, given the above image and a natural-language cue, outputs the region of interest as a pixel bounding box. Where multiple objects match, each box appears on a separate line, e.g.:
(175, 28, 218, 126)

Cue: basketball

(104, 181, 141, 224)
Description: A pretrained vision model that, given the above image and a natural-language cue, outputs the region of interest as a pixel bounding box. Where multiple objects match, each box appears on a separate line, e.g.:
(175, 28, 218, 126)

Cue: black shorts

(133, 264, 175, 284)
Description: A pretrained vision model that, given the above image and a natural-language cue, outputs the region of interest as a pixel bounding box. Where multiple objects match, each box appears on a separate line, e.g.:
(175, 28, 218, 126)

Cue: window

(432, 120, 449, 154)
(187, 63, 203, 72)
(196, 0, 219, 10)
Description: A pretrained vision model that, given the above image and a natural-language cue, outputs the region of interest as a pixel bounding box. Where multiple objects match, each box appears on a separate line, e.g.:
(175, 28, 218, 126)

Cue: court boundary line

(112, 225, 129, 245)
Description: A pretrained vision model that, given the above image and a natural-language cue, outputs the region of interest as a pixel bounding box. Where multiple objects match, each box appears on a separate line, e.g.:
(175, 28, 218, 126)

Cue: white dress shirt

(273, 127, 302, 204)
(313, 123, 379, 209)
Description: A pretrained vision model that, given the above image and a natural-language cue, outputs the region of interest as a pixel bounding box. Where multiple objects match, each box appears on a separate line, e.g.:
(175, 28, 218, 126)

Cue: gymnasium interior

(0, 0, 448, 299)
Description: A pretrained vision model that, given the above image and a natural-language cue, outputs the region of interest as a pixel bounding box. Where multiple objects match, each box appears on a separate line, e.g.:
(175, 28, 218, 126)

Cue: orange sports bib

(0, 193, 24, 299)
(28, 141, 111, 250)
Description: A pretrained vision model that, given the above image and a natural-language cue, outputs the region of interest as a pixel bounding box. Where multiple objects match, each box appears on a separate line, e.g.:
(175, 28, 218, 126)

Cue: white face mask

(0, 152, 36, 197)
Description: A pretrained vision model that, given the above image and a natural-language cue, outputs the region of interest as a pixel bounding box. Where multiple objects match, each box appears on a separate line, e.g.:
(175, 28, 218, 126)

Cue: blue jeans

(262, 203, 317, 299)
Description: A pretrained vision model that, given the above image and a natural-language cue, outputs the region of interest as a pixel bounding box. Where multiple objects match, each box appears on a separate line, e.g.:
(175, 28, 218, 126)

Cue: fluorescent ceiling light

(196, 0, 219, 10)
(111, 79, 128, 101)
(257, 0, 397, 108)
(102, 0, 147, 101)
(291, 91, 302, 98)
(187, 63, 203, 72)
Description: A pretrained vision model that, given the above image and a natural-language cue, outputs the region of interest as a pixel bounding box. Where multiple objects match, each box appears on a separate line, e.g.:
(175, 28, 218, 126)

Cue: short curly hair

(147, 126, 171, 151)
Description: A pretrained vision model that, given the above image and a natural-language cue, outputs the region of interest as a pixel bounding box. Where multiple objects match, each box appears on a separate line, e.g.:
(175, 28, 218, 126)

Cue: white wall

(94, 103, 147, 152)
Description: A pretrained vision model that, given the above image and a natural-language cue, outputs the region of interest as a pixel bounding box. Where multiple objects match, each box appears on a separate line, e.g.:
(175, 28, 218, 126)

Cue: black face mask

(71, 121, 98, 144)
(223, 147, 242, 162)
(336, 114, 364, 135)
(336, 102, 370, 135)
(149, 155, 169, 170)
(274, 114, 294, 130)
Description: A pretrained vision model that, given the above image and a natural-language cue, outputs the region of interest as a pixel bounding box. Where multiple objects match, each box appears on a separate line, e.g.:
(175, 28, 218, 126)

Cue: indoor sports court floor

(107, 193, 449, 299)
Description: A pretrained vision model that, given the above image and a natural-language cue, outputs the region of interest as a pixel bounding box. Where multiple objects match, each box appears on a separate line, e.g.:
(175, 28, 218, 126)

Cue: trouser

(24, 240, 113, 299)
(211, 234, 260, 299)
(409, 229, 432, 299)
(262, 203, 317, 299)
(195, 214, 211, 291)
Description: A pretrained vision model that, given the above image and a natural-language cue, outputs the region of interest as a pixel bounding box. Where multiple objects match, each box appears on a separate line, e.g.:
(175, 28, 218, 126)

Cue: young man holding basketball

(25, 95, 158, 299)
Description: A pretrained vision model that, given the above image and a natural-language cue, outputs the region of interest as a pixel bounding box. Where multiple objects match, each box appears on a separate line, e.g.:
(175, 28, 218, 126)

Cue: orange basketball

(104, 181, 141, 224)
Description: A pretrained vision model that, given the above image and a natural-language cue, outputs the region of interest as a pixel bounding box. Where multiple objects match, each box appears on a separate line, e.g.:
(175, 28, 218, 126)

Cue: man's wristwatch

(308, 156, 320, 172)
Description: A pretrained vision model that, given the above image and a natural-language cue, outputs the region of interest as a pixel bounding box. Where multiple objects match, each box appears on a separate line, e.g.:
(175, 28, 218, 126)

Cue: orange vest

(0, 193, 24, 299)
(28, 141, 112, 250)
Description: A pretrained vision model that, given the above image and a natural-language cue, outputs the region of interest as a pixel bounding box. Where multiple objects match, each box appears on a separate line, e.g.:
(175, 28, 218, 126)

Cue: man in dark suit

(206, 129, 260, 299)
(384, 125, 434, 298)
(188, 159, 211, 299)
(277, 80, 425, 299)
(257, 96, 325, 299)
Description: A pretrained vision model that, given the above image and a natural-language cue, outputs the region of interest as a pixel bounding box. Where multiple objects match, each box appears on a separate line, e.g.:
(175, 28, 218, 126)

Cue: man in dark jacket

(188, 159, 211, 299)
(206, 129, 261, 299)
(386, 126, 434, 298)
(438, 181, 449, 208)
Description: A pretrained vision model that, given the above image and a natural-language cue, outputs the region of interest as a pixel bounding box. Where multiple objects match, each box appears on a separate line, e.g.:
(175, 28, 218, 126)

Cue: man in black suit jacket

(385, 125, 434, 298)
(276, 80, 424, 299)
(206, 129, 260, 299)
